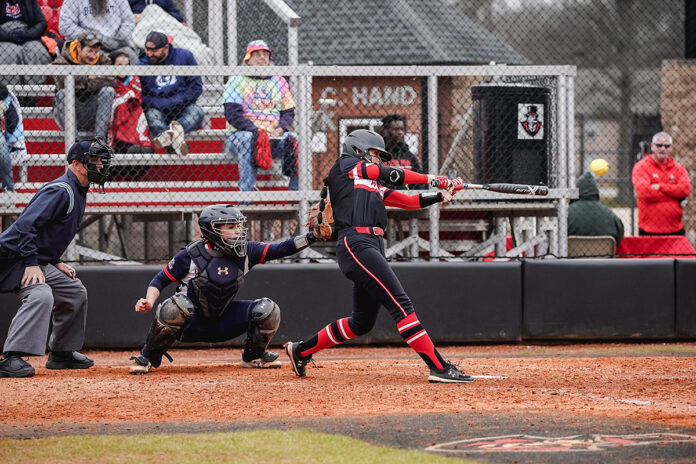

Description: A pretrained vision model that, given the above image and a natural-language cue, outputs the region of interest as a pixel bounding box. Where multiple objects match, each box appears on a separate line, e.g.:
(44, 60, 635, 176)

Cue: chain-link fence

(0, 0, 691, 263)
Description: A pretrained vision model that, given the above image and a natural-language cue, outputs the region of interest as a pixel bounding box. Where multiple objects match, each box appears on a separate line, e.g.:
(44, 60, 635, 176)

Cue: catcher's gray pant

(3, 264, 88, 356)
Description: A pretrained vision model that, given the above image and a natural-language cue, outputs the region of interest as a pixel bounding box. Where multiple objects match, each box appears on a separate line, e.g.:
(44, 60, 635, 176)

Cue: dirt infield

(1, 343, 695, 431)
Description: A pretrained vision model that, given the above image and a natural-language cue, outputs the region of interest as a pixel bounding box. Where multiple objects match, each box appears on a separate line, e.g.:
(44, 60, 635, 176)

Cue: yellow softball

(590, 158, 609, 176)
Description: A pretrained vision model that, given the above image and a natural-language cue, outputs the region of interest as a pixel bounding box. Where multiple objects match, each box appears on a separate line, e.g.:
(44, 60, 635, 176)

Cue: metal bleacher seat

(567, 235, 617, 258)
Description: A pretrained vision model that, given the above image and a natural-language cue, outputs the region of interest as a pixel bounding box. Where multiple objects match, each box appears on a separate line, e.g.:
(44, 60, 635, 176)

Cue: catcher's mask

(66, 136, 113, 193)
(341, 129, 392, 163)
(198, 204, 248, 257)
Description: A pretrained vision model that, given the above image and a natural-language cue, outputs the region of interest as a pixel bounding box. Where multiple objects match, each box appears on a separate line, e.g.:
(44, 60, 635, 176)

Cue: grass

(0, 429, 480, 464)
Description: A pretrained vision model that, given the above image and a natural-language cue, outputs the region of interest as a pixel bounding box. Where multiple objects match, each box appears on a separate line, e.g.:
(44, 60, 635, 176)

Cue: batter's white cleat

(240, 351, 281, 369)
(428, 362, 474, 383)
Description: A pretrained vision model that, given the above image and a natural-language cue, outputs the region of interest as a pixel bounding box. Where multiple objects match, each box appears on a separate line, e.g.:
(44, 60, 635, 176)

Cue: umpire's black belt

(355, 227, 385, 236)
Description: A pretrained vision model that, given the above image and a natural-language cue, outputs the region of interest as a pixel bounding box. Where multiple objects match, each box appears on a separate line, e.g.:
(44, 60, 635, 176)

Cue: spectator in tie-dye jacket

(223, 40, 298, 192)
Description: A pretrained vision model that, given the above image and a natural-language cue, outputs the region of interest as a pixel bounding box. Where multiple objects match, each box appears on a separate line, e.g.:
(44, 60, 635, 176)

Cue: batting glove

(428, 175, 451, 190)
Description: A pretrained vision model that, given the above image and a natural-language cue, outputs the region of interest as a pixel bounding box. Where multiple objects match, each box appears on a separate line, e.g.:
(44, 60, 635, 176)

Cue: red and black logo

(521, 105, 542, 136)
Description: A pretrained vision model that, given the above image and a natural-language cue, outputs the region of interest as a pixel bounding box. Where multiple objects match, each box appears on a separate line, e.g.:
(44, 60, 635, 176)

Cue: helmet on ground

(66, 136, 113, 193)
(198, 204, 248, 257)
(341, 129, 392, 162)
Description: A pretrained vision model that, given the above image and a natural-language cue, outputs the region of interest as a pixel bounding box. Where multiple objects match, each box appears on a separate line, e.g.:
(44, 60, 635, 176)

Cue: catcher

(128, 204, 320, 374)
(286, 129, 474, 383)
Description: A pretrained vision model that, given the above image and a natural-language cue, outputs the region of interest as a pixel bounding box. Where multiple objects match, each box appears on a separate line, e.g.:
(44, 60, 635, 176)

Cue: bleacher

(5, 84, 296, 215)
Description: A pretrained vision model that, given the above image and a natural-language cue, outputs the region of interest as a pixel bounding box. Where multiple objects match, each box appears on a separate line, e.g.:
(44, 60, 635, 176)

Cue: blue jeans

(0, 139, 14, 192)
(144, 104, 205, 137)
(227, 131, 299, 191)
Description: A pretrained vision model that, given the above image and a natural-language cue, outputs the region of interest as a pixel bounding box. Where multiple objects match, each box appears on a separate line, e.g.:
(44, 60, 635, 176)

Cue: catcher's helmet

(341, 129, 392, 162)
(198, 204, 248, 257)
(66, 136, 113, 193)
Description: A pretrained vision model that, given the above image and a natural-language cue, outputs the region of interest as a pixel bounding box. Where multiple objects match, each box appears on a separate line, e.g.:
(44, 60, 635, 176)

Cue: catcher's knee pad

(245, 298, 280, 358)
(145, 294, 194, 353)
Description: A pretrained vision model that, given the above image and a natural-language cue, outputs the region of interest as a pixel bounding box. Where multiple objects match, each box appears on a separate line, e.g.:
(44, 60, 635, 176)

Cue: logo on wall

(518, 104, 544, 139)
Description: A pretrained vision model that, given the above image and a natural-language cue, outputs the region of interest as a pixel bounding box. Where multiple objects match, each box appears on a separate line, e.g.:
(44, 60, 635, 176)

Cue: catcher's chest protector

(186, 241, 244, 319)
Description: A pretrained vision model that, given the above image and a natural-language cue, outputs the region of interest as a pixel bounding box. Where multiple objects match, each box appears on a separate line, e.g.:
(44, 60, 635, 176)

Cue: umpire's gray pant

(3, 265, 88, 356)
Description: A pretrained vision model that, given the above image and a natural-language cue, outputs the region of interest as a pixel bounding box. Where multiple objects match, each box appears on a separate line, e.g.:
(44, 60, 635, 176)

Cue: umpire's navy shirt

(0, 170, 88, 266)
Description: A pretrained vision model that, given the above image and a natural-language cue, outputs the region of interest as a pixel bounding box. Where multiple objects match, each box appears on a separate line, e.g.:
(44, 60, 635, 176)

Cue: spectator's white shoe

(152, 129, 174, 150)
(170, 120, 189, 157)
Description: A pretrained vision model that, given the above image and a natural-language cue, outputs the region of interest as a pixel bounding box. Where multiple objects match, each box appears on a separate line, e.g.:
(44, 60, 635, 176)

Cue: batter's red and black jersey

(327, 156, 396, 231)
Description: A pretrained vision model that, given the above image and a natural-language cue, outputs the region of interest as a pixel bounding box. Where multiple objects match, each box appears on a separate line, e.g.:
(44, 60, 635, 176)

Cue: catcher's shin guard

(242, 298, 280, 361)
(143, 294, 194, 367)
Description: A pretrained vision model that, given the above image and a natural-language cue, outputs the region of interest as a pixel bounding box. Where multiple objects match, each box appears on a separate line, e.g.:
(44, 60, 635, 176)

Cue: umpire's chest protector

(186, 241, 244, 319)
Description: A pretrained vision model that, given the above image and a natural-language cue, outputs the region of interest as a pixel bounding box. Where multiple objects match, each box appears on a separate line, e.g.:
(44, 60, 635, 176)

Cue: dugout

(472, 85, 550, 186)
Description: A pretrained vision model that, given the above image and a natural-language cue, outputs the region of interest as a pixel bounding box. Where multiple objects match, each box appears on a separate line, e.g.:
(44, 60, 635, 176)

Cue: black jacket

(0, 0, 47, 43)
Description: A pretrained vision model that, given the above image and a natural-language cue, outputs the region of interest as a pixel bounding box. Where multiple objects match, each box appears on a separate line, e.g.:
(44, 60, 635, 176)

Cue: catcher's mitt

(307, 197, 335, 241)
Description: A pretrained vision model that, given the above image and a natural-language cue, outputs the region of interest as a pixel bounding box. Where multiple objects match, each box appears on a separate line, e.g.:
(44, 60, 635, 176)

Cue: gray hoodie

(59, 0, 134, 49)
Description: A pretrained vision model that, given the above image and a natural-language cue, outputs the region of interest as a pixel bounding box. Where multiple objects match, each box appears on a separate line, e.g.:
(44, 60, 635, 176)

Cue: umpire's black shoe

(428, 362, 474, 383)
(284, 341, 311, 377)
(45, 351, 94, 370)
(0, 355, 35, 378)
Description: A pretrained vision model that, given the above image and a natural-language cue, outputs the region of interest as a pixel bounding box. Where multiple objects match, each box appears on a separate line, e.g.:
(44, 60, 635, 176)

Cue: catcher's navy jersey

(327, 156, 398, 231)
(149, 237, 302, 316)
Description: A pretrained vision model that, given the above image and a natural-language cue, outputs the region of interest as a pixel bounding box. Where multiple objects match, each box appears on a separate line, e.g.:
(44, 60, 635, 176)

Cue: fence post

(226, 0, 237, 65)
(427, 74, 440, 259)
(208, 0, 224, 64)
(64, 75, 76, 159)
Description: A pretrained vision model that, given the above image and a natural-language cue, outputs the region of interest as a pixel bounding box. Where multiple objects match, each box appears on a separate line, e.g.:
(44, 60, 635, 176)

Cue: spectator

(0, 138, 112, 378)
(568, 171, 624, 246)
(129, 0, 183, 23)
(0, 83, 26, 197)
(106, 50, 153, 154)
(632, 132, 691, 236)
(52, 30, 116, 139)
(59, 0, 136, 59)
(0, 0, 52, 85)
(224, 40, 299, 191)
(381, 115, 423, 172)
(138, 30, 203, 157)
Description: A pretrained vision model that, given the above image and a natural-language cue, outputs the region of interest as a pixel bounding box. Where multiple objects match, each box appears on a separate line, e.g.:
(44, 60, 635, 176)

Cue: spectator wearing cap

(0, 137, 113, 378)
(129, 0, 183, 23)
(138, 30, 203, 157)
(224, 40, 298, 191)
(380, 114, 426, 190)
(59, 0, 136, 59)
(52, 30, 116, 140)
(0, 0, 53, 85)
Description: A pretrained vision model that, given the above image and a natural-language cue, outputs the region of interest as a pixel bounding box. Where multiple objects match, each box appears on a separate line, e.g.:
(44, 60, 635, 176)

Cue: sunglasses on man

(654, 143, 671, 148)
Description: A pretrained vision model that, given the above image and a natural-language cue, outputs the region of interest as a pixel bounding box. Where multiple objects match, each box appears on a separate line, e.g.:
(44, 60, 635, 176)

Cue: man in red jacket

(632, 132, 691, 235)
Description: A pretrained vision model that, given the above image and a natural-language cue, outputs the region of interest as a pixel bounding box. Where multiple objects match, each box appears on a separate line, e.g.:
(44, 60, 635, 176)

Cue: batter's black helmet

(341, 129, 392, 162)
(67, 136, 113, 193)
(198, 204, 248, 257)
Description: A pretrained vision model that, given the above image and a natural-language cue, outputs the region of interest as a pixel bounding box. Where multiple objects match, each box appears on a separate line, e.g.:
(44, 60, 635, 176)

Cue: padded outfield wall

(0, 260, 694, 348)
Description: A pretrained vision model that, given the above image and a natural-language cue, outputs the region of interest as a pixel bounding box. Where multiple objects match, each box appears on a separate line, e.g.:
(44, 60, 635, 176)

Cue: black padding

(523, 260, 675, 339)
(237, 262, 523, 344)
(675, 260, 696, 336)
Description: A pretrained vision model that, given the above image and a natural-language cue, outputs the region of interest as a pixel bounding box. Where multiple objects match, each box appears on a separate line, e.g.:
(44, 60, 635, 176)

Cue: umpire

(0, 137, 113, 378)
